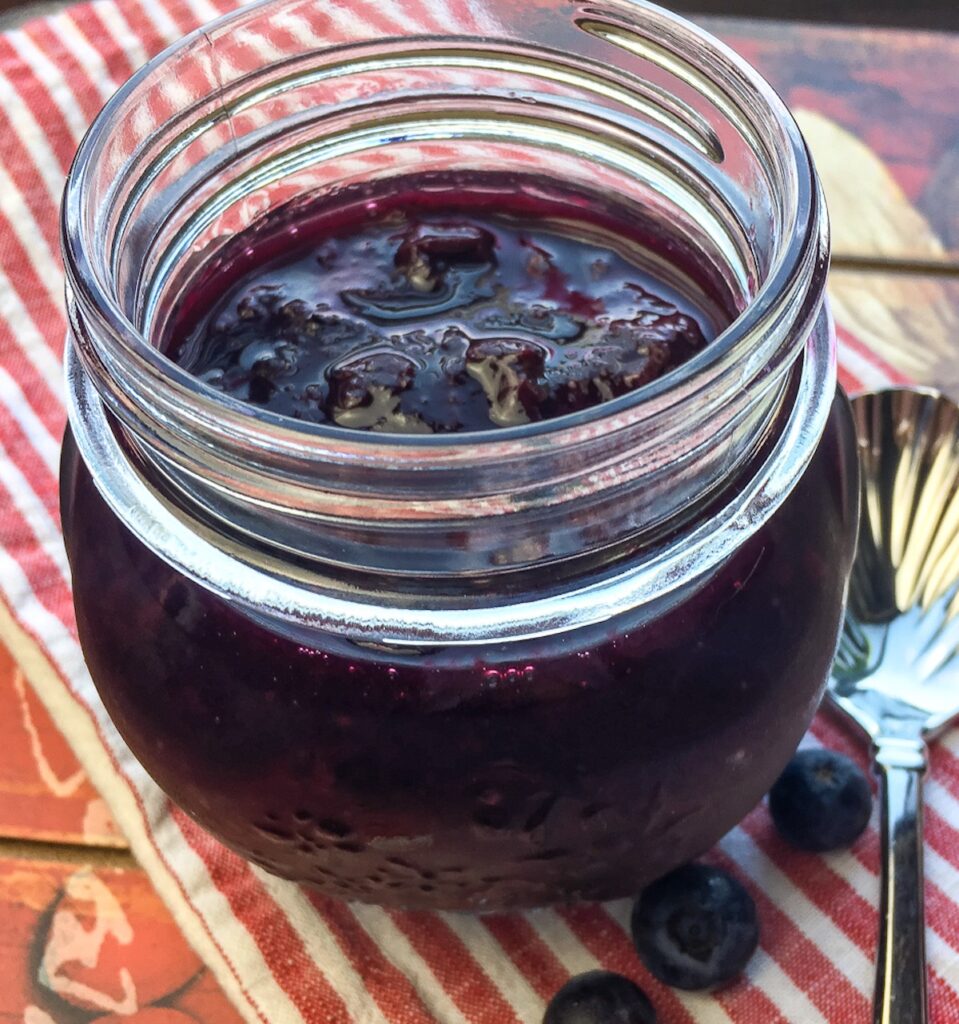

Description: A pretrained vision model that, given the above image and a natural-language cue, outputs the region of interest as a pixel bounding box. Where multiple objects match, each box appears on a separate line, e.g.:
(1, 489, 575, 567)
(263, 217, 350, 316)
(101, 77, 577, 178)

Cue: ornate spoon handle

(873, 738, 928, 1024)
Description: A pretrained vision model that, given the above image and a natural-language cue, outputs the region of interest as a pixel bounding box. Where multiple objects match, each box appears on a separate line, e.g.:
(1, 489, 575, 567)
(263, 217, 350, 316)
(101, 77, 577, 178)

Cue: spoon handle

(873, 738, 928, 1024)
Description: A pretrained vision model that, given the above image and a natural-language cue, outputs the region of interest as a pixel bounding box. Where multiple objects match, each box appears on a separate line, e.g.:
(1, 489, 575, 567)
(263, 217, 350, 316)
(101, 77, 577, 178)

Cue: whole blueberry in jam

(543, 970, 657, 1024)
(631, 863, 759, 990)
(769, 748, 873, 852)
(167, 191, 714, 433)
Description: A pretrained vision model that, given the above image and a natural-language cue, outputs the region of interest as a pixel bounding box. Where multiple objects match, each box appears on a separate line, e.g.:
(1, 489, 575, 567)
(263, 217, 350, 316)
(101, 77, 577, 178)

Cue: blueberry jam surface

(165, 190, 716, 433)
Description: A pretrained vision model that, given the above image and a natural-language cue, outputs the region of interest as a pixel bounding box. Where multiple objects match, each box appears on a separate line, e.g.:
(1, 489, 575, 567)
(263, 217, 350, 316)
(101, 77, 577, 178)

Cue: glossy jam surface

(61, 396, 858, 909)
(166, 192, 714, 432)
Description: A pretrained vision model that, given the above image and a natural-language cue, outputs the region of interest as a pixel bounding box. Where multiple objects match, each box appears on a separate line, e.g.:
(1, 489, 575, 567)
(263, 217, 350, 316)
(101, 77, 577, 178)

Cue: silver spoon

(829, 387, 959, 1024)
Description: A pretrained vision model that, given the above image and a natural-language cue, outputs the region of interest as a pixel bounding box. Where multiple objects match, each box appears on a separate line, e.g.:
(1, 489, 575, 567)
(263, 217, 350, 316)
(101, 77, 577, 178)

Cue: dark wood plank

(691, 2, 959, 32)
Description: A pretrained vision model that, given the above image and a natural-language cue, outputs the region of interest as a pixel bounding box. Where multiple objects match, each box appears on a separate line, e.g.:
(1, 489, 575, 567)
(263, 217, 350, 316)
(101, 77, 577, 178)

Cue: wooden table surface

(1, 12, 958, 1023)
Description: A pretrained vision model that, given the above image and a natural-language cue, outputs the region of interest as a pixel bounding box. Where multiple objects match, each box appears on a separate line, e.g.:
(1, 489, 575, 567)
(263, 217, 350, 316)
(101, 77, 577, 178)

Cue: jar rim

(62, 0, 836, 606)
(65, 307, 837, 642)
(61, 0, 824, 458)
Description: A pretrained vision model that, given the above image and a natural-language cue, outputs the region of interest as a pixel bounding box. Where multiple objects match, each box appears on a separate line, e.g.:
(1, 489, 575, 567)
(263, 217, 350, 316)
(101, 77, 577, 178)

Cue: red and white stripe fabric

(0, 0, 953, 1021)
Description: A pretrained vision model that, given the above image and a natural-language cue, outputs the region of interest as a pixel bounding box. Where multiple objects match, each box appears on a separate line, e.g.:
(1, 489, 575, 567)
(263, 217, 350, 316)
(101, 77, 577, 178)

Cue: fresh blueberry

(543, 970, 656, 1024)
(769, 748, 872, 852)
(631, 863, 759, 990)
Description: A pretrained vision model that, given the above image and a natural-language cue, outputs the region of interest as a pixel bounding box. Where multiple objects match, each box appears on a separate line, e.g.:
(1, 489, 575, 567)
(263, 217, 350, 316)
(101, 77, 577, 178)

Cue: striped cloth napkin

(2, 0, 958, 1020)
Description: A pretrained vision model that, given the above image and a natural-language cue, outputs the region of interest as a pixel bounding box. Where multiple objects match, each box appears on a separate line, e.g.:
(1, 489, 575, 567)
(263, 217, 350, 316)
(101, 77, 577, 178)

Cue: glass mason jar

(60, 0, 859, 909)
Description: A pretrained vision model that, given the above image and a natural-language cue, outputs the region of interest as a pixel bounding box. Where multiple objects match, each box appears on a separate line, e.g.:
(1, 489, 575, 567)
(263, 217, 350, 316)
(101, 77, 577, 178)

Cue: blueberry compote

(165, 185, 716, 432)
(61, 184, 859, 910)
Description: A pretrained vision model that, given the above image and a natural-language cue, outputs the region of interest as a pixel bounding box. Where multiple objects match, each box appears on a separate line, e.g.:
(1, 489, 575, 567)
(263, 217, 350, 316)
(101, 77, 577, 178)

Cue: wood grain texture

(0, 856, 244, 1023)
